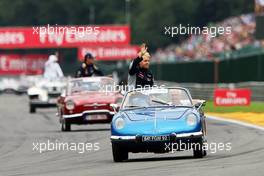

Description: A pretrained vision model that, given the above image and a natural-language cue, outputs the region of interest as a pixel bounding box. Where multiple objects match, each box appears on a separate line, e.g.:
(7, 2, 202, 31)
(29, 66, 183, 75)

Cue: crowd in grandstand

(152, 13, 264, 63)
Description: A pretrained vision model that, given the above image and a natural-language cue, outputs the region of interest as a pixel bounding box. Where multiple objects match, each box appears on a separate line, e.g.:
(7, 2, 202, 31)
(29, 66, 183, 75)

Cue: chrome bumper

(110, 131, 203, 141)
(63, 109, 115, 118)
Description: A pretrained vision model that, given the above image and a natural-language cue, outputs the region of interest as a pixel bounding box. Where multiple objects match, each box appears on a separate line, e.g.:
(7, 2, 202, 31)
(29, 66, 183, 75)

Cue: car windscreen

(122, 88, 192, 109)
(68, 78, 114, 94)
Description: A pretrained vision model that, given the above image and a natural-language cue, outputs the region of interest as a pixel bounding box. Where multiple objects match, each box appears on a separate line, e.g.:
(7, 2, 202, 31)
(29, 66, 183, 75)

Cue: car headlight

(66, 100, 75, 110)
(115, 117, 125, 130)
(41, 85, 49, 91)
(39, 90, 48, 101)
(186, 113, 197, 126)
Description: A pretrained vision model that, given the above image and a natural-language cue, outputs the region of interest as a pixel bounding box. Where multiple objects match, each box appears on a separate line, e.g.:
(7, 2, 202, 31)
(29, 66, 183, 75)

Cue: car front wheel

(30, 105, 36, 113)
(112, 143, 128, 162)
(193, 138, 207, 158)
(61, 119, 71, 132)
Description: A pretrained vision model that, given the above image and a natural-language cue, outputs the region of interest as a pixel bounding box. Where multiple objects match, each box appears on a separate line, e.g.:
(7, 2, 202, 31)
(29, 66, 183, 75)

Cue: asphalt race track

(0, 95, 263, 176)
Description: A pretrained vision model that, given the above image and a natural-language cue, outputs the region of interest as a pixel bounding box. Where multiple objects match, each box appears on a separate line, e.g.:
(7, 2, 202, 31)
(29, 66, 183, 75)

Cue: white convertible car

(27, 78, 66, 113)
(0, 75, 43, 94)
(0, 77, 20, 94)
(17, 75, 43, 94)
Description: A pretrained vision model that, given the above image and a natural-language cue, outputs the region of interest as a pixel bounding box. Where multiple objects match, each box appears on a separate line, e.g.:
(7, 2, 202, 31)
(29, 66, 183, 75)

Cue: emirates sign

(78, 46, 140, 60)
(214, 88, 251, 106)
(0, 54, 48, 75)
(0, 25, 130, 48)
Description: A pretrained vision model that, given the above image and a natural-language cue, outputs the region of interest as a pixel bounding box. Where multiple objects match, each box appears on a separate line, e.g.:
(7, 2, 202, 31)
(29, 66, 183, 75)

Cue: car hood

(112, 107, 201, 135)
(124, 107, 190, 121)
(67, 92, 120, 105)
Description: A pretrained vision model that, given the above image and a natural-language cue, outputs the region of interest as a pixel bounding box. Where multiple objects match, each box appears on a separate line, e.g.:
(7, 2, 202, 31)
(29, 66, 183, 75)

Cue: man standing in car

(128, 43, 154, 89)
(43, 54, 64, 80)
(75, 53, 104, 77)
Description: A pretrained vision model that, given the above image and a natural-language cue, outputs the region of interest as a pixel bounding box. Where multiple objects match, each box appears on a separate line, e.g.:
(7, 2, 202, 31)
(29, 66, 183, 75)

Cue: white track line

(207, 116, 264, 131)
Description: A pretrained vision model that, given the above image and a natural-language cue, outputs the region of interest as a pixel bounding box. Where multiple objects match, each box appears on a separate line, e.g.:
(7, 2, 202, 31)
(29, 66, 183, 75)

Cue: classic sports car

(17, 75, 43, 94)
(0, 76, 20, 94)
(0, 75, 41, 94)
(110, 87, 207, 162)
(27, 78, 66, 113)
(0, 75, 43, 95)
(57, 77, 123, 132)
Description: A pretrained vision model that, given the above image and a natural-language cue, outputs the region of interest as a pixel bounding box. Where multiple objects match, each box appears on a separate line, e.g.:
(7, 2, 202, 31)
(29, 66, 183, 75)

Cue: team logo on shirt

(138, 72, 144, 79)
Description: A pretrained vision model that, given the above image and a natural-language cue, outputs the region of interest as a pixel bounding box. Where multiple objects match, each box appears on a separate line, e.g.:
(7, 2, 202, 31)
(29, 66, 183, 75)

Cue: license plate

(86, 115, 107, 120)
(142, 135, 170, 142)
(49, 98, 57, 103)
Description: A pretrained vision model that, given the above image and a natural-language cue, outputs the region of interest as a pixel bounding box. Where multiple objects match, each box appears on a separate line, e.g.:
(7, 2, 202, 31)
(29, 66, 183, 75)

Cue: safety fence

(157, 81, 264, 102)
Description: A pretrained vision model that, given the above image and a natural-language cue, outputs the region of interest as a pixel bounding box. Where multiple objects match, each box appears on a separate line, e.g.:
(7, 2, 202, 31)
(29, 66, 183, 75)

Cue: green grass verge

(204, 101, 264, 113)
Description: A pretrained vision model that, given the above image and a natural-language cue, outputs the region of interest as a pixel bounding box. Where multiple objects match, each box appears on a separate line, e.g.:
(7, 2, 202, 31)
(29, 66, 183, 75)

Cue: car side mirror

(194, 100, 206, 110)
(194, 102, 201, 109)
(110, 103, 119, 112)
(61, 89, 66, 98)
(120, 90, 126, 96)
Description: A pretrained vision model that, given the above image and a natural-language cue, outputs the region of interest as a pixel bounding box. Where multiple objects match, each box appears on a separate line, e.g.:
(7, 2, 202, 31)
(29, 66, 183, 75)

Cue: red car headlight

(66, 100, 75, 110)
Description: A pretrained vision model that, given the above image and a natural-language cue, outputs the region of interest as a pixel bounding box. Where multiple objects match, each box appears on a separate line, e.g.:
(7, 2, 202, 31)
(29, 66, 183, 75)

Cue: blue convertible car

(110, 87, 207, 162)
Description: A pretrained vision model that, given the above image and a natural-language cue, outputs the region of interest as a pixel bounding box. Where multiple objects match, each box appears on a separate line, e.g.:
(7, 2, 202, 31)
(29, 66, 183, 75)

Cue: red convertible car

(57, 77, 123, 131)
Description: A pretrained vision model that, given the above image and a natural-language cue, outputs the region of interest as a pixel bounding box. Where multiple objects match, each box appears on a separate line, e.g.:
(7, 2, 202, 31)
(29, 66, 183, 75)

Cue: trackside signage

(78, 45, 140, 61)
(0, 54, 48, 75)
(214, 88, 251, 106)
(0, 26, 130, 48)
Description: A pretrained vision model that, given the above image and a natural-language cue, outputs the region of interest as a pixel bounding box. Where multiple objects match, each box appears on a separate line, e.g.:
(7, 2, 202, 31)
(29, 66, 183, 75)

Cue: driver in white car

(43, 55, 64, 80)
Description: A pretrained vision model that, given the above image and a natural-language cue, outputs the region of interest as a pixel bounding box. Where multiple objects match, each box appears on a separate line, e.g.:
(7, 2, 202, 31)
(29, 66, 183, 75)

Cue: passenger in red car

(75, 53, 104, 77)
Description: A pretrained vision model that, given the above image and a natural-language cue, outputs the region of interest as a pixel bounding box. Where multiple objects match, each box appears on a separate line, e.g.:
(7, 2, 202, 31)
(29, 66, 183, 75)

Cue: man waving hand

(128, 43, 154, 89)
